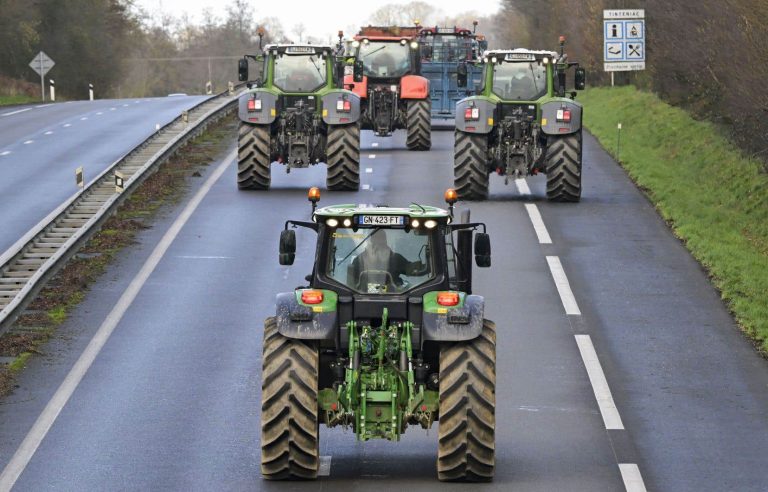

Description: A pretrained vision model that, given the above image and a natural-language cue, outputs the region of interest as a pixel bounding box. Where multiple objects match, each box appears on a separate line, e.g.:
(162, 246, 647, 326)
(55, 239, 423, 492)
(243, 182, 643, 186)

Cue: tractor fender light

(301, 290, 324, 304)
(542, 57, 549, 65)
(326, 218, 339, 227)
(308, 187, 321, 203)
(491, 56, 498, 64)
(464, 107, 479, 120)
(437, 291, 459, 306)
(444, 188, 458, 204)
(556, 109, 572, 123)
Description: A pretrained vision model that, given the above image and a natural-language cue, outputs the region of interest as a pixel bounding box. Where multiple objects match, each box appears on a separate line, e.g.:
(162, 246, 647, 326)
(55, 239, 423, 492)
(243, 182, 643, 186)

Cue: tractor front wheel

(326, 123, 360, 191)
(453, 130, 489, 200)
(545, 132, 582, 202)
(437, 319, 496, 482)
(406, 99, 431, 151)
(260, 317, 320, 480)
(237, 122, 271, 190)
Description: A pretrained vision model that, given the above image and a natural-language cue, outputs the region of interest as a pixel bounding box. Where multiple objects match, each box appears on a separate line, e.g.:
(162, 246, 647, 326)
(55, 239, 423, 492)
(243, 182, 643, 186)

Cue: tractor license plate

(359, 215, 405, 226)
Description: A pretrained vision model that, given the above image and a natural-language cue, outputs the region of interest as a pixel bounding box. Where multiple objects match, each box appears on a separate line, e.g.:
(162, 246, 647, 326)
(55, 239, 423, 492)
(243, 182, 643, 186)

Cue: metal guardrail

(0, 86, 243, 334)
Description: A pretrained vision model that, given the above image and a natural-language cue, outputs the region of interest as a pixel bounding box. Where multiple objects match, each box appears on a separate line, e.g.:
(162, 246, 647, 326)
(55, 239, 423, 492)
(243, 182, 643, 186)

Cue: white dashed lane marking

(63, 123, 71, 127)
(362, 184, 371, 190)
(80, 117, 88, 121)
(0, 151, 11, 156)
(96, 112, 103, 115)
(546, 256, 581, 315)
(368, 154, 376, 159)
(618, 463, 647, 492)
(44, 131, 53, 135)
(575, 334, 624, 430)
(365, 168, 373, 173)
(23, 140, 33, 145)
(0, 108, 32, 117)
(318, 456, 332, 476)
(372, 142, 379, 147)
(524, 204, 552, 244)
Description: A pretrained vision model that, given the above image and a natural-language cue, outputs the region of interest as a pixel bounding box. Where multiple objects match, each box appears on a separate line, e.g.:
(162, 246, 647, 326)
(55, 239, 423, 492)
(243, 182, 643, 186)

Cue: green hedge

(580, 86, 768, 352)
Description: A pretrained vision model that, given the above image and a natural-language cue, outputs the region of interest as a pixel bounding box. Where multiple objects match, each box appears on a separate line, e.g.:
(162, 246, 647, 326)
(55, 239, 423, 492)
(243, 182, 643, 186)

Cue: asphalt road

(0, 127, 767, 491)
(0, 96, 209, 254)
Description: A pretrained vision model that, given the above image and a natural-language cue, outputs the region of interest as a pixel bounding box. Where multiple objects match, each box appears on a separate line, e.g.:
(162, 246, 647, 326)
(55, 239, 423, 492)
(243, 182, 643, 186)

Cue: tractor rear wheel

(237, 122, 271, 190)
(406, 99, 431, 151)
(437, 319, 496, 482)
(453, 130, 489, 200)
(326, 123, 360, 191)
(260, 317, 319, 480)
(545, 132, 582, 202)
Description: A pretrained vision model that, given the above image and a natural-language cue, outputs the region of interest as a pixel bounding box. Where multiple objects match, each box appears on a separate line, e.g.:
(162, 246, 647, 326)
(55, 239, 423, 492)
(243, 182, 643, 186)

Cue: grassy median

(579, 86, 768, 353)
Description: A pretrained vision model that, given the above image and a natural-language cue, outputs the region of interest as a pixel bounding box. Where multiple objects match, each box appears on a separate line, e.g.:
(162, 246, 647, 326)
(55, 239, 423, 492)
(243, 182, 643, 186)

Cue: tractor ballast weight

(453, 38, 587, 202)
(343, 27, 432, 150)
(260, 188, 496, 481)
(236, 44, 361, 191)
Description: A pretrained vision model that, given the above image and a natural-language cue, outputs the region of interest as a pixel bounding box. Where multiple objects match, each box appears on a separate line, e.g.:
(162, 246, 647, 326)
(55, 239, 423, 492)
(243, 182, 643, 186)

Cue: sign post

(603, 9, 645, 73)
(28, 51, 55, 102)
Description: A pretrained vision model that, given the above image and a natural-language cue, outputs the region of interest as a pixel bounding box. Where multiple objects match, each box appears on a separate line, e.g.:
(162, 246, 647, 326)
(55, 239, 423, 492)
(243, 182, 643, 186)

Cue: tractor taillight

(464, 107, 479, 120)
(556, 108, 571, 123)
(437, 291, 459, 306)
(301, 290, 324, 304)
(336, 99, 351, 112)
(247, 99, 262, 112)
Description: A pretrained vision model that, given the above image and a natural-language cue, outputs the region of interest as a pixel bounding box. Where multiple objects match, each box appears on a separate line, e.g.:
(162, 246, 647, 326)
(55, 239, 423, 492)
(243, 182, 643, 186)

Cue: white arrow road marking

(524, 204, 552, 244)
(619, 463, 647, 492)
(575, 334, 624, 430)
(515, 178, 531, 195)
(546, 256, 581, 315)
(0, 151, 236, 491)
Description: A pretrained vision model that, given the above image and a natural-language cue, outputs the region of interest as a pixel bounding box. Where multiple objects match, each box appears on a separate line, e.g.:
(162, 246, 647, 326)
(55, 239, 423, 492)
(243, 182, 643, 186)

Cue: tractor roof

(483, 48, 558, 59)
(315, 203, 450, 219)
(263, 44, 334, 53)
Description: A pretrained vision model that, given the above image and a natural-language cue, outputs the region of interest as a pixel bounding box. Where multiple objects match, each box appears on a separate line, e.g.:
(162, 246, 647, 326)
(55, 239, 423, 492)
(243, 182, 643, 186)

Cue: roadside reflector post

(49, 79, 55, 102)
(206, 81, 213, 95)
(115, 171, 125, 193)
(182, 110, 189, 125)
(617, 122, 622, 161)
(89, 83, 94, 101)
(228, 81, 234, 95)
(76, 166, 84, 190)
(155, 123, 160, 131)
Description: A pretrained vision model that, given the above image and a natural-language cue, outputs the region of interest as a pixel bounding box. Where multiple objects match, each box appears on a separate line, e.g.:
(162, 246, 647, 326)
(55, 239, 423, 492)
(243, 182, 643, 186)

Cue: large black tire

(237, 122, 271, 190)
(453, 130, 489, 200)
(326, 124, 360, 191)
(438, 319, 496, 482)
(406, 99, 431, 151)
(545, 132, 582, 202)
(260, 317, 319, 480)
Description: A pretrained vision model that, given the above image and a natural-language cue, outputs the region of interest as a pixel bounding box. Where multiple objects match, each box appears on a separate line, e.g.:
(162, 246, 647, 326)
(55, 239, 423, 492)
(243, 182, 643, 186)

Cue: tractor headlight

(542, 57, 549, 65)
(326, 218, 338, 227)
(491, 56, 498, 64)
(410, 41, 419, 49)
(343, 218, 352, 227)
(424, 220, 437, 229)
(411, 219, 420, 228)
(352, 40, 360, 48)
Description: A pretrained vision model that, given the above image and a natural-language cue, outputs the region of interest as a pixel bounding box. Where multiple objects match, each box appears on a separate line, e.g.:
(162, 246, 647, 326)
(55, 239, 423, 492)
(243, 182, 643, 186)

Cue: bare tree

(292, 23, 306, 43)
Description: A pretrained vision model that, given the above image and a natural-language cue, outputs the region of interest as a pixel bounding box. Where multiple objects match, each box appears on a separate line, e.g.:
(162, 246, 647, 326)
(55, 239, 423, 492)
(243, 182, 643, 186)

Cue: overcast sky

(134, 0, 501, 41)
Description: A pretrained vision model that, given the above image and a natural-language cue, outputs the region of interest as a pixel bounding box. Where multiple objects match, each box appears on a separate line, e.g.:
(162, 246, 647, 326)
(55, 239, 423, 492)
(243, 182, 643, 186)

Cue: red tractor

(344, 26, 431, 150)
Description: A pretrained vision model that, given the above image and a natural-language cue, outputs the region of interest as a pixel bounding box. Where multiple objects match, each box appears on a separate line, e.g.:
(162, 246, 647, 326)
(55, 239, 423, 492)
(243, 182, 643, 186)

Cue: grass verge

(579, 86, 768, 353)
(0, 95, 37, 106)
(0, 115, 236, 395)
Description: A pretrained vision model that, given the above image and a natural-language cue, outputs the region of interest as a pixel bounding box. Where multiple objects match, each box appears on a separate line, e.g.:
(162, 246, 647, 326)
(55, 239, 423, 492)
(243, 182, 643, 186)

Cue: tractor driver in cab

(370, 52, 397, 77)
(344, 229, 428, 294)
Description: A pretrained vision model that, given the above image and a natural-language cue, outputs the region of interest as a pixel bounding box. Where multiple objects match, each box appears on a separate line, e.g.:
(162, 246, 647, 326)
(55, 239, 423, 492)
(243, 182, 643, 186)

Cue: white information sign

(604, 9, 645, 72)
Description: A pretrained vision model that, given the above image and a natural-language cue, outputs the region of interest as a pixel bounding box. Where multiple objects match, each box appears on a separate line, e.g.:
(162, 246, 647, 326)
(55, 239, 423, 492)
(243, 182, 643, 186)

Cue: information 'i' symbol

(612, 24, 619, 37)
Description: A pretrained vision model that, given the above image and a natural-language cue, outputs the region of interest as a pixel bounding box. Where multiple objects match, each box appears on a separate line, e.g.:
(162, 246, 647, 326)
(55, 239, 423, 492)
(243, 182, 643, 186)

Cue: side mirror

(353, 60, 364, 83)
(279, 229, 296, 265)
(456, 63, 468, 88)
(238, 58, 249, 82)
(574, 67, 586, 90)
(474, 232, 491, 267)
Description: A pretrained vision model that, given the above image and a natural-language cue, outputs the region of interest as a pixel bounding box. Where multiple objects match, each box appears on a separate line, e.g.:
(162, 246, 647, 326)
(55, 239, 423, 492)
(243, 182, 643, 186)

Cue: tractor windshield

(359, 41, 412, 78)
(326, 227, 434, 294)
(492, 61, 547, 101)
(273, 53, 327, 93)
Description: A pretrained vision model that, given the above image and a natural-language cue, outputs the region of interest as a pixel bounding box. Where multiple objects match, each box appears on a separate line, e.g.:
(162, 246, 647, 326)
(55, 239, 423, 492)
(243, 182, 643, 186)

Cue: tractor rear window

(326, 227, 434, 294)
(273, 53, 327, 93)
(422, 35, 474, 62)
(492, 61, 547, 101)
(359, 42, 412, 78)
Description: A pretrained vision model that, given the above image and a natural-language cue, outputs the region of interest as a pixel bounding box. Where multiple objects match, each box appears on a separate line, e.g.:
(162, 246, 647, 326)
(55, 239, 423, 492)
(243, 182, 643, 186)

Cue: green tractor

(262, 187, 496, 481)
(237, 41, 363, 191)
(454, 38, 587, 201)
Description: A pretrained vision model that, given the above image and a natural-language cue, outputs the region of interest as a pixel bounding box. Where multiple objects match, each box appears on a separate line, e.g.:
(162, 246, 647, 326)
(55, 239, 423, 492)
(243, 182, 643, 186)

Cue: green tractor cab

(261, 188, 496, 481)
(237, 40, 361, 191)
(454, 37, 587, 201)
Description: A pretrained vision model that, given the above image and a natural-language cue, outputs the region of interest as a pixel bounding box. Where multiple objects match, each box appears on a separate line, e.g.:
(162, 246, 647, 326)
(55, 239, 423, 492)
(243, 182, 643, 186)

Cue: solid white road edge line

(0, 108, 32, 117)
(0, 150, 235, 491)
(575, 334, 624, 430)
(524, 204, 552, 244)
(545, 256, 581, 315)
(618, 463, 647, 492)
(515, 178, 531, 195)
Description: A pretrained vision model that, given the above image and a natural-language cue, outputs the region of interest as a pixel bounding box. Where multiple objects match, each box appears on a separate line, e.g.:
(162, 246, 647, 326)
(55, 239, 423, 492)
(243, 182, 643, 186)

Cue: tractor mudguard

(275, 291, 337, 340)
(400, 75, 429, 100)
(455, 97, 496, 134)
(322, 91, 361, 125)
(422, 295, 484, 341)
(343, 74, 367, 99)
(541, 100, 583, 135)
(238, 91, 278, 125)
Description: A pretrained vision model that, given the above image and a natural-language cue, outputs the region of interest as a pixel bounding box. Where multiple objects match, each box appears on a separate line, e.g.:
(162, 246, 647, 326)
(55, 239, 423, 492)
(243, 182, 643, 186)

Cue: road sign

(604, 10, 645, 72)
(29, 51, 55, 76)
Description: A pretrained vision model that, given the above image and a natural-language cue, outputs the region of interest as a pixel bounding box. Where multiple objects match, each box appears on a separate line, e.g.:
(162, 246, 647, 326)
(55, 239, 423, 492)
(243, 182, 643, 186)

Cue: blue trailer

(419, 26, 487, 121)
